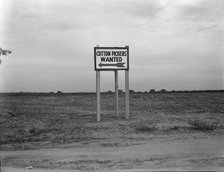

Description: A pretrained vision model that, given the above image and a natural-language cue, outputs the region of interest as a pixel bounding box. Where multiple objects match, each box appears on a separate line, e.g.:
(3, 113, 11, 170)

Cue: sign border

(94, 46, 129, 71)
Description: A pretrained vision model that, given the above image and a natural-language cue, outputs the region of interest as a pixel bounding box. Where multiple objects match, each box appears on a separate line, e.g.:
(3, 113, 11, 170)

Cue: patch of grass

(1, 92, 224, 151)
(135, 125, 157, 133)
(166, 126, 180, 131)
(189, 119, 219, 131)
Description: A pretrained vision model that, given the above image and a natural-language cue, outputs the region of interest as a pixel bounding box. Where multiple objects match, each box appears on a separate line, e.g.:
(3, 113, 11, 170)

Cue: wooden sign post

(115, 70, 119, 117)
(96, 70, 100, 121)
(94, 46, 129, 121)
(125, 70, 129, 120)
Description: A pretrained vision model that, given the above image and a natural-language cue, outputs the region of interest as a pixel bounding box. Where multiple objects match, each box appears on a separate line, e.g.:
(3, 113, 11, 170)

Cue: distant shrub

(57, 91, 63, 94)
(129, 90, 135, 94)
(107, 90, 113, 94)
(149, 89, 156, 93)
(160, 89, 167, 93)
(118, 89, 123, 93)
(189, 119, 219, 131)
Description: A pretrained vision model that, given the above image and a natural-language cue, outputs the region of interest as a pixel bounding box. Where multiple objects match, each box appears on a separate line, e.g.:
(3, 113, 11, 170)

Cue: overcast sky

(0, 0, 223, 92)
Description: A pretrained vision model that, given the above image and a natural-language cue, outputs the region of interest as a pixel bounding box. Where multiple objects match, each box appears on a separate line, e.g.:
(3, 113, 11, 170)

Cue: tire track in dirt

(1, 138, 224, 171)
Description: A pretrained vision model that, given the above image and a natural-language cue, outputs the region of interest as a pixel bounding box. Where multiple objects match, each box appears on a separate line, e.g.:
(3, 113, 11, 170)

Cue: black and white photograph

(0, 0, 224, 171)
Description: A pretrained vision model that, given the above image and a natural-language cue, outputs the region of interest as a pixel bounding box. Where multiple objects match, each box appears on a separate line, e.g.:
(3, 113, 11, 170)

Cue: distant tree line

(148, 89, 224, 94)
(105, 89, 224, 94)
(1, 89, 223, 95)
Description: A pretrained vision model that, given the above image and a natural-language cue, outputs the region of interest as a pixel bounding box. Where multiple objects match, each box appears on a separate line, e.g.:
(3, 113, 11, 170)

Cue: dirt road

(1, 137, 224, 171)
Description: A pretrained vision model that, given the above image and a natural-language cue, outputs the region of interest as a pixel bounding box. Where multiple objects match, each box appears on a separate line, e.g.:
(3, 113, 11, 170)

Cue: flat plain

(0, 92, 224, 171)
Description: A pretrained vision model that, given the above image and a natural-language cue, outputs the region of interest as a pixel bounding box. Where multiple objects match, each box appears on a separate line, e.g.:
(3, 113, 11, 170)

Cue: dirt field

(1, 92, 224, 171)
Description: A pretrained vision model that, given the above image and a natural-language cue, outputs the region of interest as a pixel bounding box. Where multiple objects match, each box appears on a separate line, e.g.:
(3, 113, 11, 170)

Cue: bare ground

(1, 92, 224, 171)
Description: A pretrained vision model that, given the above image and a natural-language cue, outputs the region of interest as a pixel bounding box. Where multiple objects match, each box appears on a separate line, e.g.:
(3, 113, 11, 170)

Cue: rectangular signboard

(94, 47, 129, 70)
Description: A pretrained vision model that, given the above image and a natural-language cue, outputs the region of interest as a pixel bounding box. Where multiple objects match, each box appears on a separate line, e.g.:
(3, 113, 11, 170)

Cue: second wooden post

(115, 70, 119, 116)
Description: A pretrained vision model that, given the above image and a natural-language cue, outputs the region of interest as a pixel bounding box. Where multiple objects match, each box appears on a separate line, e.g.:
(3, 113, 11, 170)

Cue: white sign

(94, 47, 129, 70)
